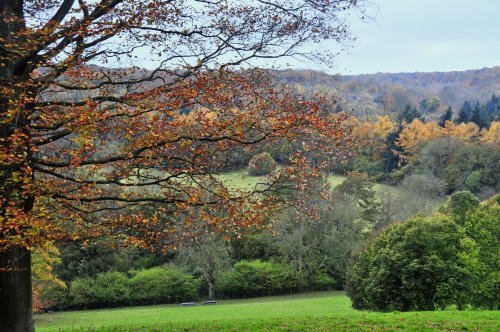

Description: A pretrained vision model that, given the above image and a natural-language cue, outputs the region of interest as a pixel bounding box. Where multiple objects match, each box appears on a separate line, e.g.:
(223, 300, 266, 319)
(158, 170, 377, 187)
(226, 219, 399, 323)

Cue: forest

(30, 66, 500, 313)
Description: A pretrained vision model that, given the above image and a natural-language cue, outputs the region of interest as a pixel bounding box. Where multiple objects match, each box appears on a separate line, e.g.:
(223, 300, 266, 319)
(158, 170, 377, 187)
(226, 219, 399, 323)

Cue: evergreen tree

(381, 126, 404, 172)
(484, 93, 500, 124)
(398, 104, 423, 123)
(438, 106, 453, 127)
(456, 100, 473, 123)
(471, 104, 487, 129)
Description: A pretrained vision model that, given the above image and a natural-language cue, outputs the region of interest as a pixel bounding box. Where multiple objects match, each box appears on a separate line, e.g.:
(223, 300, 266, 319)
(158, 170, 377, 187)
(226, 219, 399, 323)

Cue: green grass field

(35, 292, 499, 332)
(217, 170, 347, 192)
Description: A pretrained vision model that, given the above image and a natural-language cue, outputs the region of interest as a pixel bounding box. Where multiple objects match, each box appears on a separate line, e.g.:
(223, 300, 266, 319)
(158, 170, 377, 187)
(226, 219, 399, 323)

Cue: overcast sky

(305, 0, 500, 75)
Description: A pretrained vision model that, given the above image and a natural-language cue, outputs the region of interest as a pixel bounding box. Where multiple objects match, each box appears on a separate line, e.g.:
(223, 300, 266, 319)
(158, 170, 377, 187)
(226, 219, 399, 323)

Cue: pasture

(35, 292, 499, 331)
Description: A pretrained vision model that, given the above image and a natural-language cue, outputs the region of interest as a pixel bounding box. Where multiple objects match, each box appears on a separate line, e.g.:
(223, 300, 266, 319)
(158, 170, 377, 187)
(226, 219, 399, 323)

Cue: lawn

(35, 292, 499, 331)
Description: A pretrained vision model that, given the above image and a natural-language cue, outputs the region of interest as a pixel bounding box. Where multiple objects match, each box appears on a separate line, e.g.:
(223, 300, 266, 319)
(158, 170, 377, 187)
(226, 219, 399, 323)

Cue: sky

(302, 0, 500, 75)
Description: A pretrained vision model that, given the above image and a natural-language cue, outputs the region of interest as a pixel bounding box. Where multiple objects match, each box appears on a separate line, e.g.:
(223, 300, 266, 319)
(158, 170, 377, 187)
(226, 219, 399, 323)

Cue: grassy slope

(218, 170, 348, 191)
(35, 292, 499, 332)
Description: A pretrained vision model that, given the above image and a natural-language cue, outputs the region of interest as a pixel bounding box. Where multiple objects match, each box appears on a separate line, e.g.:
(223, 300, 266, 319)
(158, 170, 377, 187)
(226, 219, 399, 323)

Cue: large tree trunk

(1, 1, 35, 331)
(0, 248, 34, 332)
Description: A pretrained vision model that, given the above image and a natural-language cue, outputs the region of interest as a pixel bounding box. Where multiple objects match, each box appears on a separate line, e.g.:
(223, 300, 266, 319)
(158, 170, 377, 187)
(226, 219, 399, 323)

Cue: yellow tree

(0, 1, 367, 329)
(352, 115, 396, 160)
(397, 119, 441, 162)
(481, 121, 500, 145)
(442, 120, 480, 142)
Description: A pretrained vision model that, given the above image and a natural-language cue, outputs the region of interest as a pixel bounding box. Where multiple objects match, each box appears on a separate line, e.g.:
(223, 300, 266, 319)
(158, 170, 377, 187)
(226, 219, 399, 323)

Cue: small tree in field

(247, 152, 277, 176)
(0, 0, 366, 329)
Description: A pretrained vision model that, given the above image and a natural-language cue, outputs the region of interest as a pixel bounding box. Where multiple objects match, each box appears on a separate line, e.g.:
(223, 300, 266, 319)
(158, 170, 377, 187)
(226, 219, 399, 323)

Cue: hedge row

(40, 266, 201, 310)
(217, 260, 334, 298)
(39, 260, 336, 311)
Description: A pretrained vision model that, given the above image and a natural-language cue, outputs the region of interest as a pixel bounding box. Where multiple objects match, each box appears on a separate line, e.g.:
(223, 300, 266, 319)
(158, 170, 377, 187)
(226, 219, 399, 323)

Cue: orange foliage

(442, 121, 480, 141)
(351, 115, 396, 160)
(481, 121, 500, 145)
(397, 119, 484, 162)
(31, 243, 65, 312)
(397, 120, 442, 161)
(0, 1, 364, 254)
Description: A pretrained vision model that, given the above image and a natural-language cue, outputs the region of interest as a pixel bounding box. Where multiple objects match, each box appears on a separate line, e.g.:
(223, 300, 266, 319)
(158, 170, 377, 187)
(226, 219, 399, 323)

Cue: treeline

(275, 67, 500, 119)
(343, 106, 499, 200)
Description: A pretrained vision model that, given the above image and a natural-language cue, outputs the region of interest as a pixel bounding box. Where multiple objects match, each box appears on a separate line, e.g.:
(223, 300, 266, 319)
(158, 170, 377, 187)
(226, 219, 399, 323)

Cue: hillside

(274, 66, 500, 120)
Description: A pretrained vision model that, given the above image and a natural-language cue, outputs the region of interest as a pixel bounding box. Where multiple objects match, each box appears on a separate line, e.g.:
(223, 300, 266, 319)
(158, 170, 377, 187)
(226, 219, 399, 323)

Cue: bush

(92, 272, 131, 306)
(67, 267, 200, 309)
(69, 277, 98, 308)
(36, 283, 70, 311)
(70, 272, 130, 308)
(218, 260, 299, 298)
(346, 215, 476, 311)
(130, 266, 200, 304)
(247, 152, 277, 176)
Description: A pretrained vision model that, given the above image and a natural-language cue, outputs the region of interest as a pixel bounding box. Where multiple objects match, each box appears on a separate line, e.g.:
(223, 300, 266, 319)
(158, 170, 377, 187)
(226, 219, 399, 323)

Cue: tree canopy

(0, 1, 367, 330)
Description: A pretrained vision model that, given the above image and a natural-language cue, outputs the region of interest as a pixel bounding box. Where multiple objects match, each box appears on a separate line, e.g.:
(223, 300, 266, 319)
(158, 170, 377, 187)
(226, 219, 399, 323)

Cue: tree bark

(1, 1, 35, 331)
(208, 281, 215, 300)
(0, 248, 34, 332)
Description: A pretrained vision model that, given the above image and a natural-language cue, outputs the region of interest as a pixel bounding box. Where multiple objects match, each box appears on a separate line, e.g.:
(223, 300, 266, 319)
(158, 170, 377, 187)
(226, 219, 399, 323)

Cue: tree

(471, 104, 487, 129)
(440, 191, 480, 226)
(464, 196, 500, 309)
(397, 104, 422, 124)
(247, 152, 277, 176)
(419, 96, 440, 114)
(481, 121, 500, 145)
(397, 119, 441, 162)
(0, 1, 366, 330)
(438, 106, 453, 127)
(456, 100, 473, 123)
(176, 234, 231, 300)
(347, 214, 477, 311)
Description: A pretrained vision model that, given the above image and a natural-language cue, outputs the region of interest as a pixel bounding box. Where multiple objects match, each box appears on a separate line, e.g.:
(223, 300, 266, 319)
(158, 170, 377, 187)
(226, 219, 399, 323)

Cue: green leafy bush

(130, 266, 200, 304)
(346, 215, 476, 311)
(217, 260, 332, 298)
(247, 152, 277, 176)
(69, 277, 98, 308)
(67, 267, 200, 309)
(92, 272, 131, 306)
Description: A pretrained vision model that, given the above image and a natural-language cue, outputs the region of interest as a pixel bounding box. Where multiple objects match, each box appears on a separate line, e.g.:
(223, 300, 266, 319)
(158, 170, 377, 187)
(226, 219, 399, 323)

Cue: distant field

(35, 292, 499, 332)
(218, 169, 347, 191)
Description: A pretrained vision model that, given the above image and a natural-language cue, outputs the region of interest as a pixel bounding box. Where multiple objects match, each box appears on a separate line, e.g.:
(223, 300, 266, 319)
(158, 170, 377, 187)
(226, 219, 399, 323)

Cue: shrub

(247, 152, 276, 176)
(70, 272, 130, 308)
(92, 272, 131, 306)
(346, 215, 476, 311)
(68, 267, 200, 309)
(218, 260, 299, 298)
(36, 283, 69, 311)
(69, 277, 97, 308)
(130, 266, 200, 304)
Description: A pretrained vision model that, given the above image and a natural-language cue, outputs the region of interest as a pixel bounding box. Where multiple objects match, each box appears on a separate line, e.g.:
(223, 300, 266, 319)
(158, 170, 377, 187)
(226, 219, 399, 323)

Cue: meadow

(35, 292, 499, 332)
(217, 170, 347, 191)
